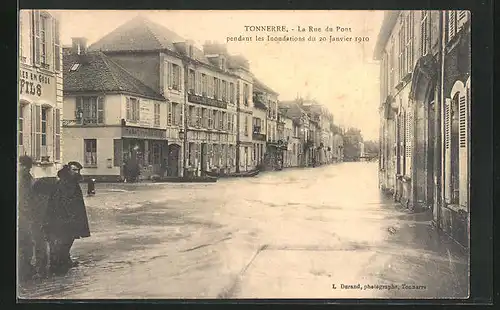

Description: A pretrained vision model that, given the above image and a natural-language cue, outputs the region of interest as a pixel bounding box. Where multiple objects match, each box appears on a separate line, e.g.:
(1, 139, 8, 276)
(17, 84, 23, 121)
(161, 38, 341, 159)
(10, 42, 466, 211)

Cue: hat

(67, 161, 83, 169)
(19, 155, 33, 168)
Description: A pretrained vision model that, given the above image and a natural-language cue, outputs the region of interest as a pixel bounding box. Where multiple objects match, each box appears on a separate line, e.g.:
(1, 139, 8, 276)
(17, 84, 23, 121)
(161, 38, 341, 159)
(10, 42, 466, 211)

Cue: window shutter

(405, 109, 413, 174)
(53, 18, 60, 71)
(458, 91, 469, 209)
(457, 10, 468, 30)
(168, 62, 173, 88)
(126, 97, 131, 120)
(444, 98, 452, 202)
(448, 11, 457, 41)
(33, 10, 41, 66)
(113, 139, 122, 167)
(55, 108, 60, 161)
(98, 96, 104, 123)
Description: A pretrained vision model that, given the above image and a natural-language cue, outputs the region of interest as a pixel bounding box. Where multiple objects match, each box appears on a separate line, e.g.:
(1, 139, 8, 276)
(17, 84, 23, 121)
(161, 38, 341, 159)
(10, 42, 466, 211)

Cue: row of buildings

(18, 11, 344, 182)
(375, 10, 471, 247)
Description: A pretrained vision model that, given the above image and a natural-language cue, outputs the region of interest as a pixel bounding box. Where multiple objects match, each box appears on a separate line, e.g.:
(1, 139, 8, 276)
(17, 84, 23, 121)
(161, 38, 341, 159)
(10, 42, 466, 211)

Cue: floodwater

(18, 162, 469, 299)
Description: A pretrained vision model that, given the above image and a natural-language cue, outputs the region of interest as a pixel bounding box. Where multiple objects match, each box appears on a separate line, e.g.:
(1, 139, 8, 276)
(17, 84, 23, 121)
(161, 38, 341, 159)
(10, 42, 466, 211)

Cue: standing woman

(43, 162, 90, 274)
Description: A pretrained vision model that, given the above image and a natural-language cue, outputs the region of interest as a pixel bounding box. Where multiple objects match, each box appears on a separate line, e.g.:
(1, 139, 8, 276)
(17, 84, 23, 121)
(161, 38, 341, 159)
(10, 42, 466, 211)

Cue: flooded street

(19, 162, 469, 299)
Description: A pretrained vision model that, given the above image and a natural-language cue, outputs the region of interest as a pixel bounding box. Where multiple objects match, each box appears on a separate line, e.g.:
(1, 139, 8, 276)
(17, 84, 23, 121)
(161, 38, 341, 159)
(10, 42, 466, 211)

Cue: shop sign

(19, 67, 56, 102)
(122, 126, 166, 140)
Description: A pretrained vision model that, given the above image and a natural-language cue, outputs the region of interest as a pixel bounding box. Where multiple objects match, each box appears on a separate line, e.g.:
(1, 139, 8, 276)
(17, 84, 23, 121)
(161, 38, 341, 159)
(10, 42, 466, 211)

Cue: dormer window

(70, 63, 81, 72)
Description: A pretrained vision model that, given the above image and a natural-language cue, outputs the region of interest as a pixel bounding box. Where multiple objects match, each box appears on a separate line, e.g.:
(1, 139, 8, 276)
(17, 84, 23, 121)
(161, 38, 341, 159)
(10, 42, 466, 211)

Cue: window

(229, 83, 235, 103)
(84, 139, 97, 166)
(19, 12, 24, 61)
(420, 11, 429, 57)
(217, 111, 224, 130)
(41, 108, 47, 146)
(53, 18, 61, 71)
(243, 83, 249, 106)
(76, 96, 104, 124)
(188, 69, 195, 93)
(18, 105, 24, 146)
(189, 106, 195, 127)
(244, 116, 249, 136)
(154, 103, 160, 126)
(222, 112, 227, 130)
(208, 75, 214, 98)
(195, 71, 202, 95)
(202, 74, 207, 96)
(40, 14, 48, 67)
(196, 106, 201, 127)
(398, 22, 404, 81)
(167, 102, 172, 125)
(405, 12, 414, 75)
(209, 109, 214, 129)
(202, 108, 208, 128)
(214, 78, 219, 99)
(172, 64, 181, 90)
(125, 97, 139, 123)
(222, 80, 227, 101)
(166, 62, 181, 91)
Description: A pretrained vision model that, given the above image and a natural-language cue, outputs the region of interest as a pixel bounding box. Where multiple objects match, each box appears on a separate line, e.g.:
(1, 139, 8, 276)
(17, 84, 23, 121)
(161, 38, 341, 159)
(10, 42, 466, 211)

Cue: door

(201, 143, 207, 174)
(168, 144, 181, 176)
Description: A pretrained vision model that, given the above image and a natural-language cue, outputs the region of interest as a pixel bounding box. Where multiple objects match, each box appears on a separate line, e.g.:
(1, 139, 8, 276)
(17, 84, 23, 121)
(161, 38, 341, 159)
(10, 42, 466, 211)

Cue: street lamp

(178, 129, 185, 140)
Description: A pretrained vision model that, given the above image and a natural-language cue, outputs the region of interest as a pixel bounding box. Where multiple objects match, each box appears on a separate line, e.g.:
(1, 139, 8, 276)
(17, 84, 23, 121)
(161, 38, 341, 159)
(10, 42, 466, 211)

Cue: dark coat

(18, 169, 34, 228)
(43, 178, 91, 239)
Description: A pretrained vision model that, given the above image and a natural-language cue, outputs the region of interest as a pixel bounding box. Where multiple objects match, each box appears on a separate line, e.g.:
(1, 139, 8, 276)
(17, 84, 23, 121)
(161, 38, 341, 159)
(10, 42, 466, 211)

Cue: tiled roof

(278, 100, 304, 119)
(63, 51, 165, 101)
(89, 15, 184, 53)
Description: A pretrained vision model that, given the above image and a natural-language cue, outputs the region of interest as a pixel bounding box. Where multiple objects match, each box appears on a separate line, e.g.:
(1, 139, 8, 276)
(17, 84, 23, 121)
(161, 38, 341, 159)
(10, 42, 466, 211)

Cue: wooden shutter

(53, 18, 60, 71)
(33, 10, 41, 66)
(448, 11, 457, 41)
(126, 97, 131, 121)
(97, 96, 104, 123)
(444, 98, 452, 202)
(168, 62, 173, 88)
(458, 90, 468, 208)
(457, 10, 468, 30)
(405, 109, 413, 175)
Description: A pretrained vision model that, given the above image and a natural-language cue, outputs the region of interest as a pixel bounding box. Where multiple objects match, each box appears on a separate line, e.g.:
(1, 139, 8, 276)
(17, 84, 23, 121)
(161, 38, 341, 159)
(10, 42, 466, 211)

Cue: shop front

(121, 126, 168, 180)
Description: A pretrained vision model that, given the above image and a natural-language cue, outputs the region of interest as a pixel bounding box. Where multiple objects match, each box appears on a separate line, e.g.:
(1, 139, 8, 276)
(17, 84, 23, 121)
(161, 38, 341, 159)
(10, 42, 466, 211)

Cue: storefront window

(84, 139, 97, 166)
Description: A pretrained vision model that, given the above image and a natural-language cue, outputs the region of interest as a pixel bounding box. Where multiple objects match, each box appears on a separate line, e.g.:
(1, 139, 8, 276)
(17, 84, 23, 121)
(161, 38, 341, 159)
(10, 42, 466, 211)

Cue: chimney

(72, 37, 88, 55)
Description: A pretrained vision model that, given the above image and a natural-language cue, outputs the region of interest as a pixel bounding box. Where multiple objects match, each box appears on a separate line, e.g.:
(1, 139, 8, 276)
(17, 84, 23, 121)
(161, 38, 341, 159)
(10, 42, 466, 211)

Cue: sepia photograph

(17, 9, 471, 300)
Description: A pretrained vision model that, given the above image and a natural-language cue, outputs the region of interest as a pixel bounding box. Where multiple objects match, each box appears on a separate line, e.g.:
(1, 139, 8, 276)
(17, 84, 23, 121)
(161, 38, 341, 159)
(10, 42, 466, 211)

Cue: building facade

(18, 10, 64, 179)
(62, 41, 169, 181)
(375, 10, 471, 247)
(252, 90, 268, 167)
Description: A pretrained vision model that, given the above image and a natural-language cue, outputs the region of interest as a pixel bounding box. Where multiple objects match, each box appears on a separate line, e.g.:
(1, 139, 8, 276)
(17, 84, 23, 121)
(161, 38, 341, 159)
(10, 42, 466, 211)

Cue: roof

(63, 51, 166, 101)
(278, 100, 305, 119)
(89, 15, 184, 53)
(253, 77, 279, 95)
(373, 11, 401, 60)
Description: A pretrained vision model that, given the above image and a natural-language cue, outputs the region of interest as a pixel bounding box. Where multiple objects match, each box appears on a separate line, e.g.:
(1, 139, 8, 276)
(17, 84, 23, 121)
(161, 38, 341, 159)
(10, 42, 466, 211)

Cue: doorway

(168, 144, 181, 177)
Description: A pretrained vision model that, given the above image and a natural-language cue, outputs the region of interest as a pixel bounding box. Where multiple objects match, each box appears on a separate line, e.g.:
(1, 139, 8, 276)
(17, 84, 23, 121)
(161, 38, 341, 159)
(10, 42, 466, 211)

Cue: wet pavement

(18, 162, 469, 299)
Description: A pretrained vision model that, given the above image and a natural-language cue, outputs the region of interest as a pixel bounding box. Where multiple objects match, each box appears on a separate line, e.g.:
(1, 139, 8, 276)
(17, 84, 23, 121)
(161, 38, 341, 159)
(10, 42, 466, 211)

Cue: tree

(343, 127, 363, 161)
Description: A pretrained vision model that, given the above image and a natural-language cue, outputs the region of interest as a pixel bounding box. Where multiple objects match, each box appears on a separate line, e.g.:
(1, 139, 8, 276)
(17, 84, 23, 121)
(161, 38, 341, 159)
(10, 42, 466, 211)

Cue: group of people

(18, 155, 91, 283)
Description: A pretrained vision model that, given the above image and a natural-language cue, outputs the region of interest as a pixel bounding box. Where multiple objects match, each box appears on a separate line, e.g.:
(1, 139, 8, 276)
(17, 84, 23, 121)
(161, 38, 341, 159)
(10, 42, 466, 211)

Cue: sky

(50, 10, 384, 141)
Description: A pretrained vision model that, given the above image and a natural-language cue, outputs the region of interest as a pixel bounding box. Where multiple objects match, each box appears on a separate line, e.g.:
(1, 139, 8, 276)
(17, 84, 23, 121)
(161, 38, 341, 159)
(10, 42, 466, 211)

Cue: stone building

(375, 10, 471, 247)
(18, 10, 64, 179)
(86, 16, 241, 177)
(62, 40, 168, 181)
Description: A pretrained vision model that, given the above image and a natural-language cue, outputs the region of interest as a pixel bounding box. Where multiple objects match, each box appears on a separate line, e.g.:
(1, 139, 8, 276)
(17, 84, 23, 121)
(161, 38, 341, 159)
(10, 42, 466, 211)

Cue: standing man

(18, 155, 35, 282)
(43, 161, 90, 275)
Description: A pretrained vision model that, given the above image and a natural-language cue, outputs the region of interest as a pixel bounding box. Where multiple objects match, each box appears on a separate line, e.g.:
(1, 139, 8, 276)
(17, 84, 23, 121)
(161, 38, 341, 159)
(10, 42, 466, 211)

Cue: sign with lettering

(19, 67, 56, 102)
(139, 99, 154, 127)
(188, 93, 228, 109)
(122, 126, 166, 140)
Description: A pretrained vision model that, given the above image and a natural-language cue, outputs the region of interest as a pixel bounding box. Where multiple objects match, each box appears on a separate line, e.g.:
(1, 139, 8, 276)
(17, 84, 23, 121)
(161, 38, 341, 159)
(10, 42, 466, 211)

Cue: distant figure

(18, 155, 35, 282)
(43, 161, 90, 275)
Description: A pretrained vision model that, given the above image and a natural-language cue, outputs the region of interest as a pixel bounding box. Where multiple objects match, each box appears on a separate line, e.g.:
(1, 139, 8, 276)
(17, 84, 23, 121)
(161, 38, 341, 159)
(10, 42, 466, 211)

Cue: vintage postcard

(17, 10, 470, 299)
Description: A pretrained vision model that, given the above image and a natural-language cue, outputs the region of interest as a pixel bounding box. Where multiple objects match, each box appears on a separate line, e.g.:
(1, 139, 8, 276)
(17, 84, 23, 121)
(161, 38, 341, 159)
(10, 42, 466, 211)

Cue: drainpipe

(437, 11, 446, 228)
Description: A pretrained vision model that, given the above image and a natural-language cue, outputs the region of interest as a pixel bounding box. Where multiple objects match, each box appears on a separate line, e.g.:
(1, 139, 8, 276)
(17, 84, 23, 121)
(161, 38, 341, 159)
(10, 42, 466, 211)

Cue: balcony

(252, 132, 266, 141)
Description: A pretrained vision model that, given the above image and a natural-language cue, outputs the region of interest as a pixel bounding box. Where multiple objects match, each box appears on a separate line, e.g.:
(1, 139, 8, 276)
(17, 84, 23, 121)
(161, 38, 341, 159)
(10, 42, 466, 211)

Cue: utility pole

(182, 57, 189, 177)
